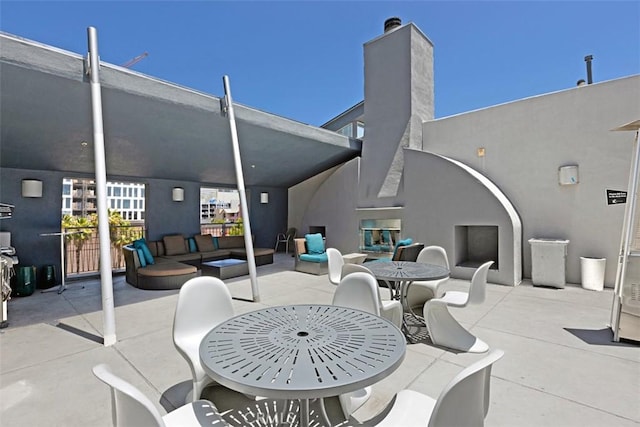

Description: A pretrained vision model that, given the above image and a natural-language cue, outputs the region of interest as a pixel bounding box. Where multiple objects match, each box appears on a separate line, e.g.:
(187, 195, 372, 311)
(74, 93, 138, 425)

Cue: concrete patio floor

(1, 253, 638, 426)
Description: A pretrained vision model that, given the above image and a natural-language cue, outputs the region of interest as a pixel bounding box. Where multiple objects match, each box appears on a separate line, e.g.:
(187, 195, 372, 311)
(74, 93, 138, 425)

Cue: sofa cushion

(137, 262, 197, 277)
(305, 233, 325, 255)
(133, 238, 155, 265)
(217, 236, 246, 249)
(300, 253, 328, 263)
(163, 235, 187, 256)
(195, 234, 216, 252)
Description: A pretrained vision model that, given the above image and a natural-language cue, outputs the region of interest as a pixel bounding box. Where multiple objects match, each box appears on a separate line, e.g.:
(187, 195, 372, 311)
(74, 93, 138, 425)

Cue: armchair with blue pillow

(294, 233, 328, 275)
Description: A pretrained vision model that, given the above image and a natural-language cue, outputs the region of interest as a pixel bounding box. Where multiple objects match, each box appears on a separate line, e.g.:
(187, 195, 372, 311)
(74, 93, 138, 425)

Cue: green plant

(61, 214, 96, 273)
(228, 217, 244, 236)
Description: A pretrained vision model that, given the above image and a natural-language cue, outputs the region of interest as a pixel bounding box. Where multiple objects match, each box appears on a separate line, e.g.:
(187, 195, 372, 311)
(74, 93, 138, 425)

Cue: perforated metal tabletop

(199, 304, 406, 402)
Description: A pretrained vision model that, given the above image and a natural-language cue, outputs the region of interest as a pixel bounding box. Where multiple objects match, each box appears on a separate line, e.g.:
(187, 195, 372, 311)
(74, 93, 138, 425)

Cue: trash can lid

(528, 238, 570, 244)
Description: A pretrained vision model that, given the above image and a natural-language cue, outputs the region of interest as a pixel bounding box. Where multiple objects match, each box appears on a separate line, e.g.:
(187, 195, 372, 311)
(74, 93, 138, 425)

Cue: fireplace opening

(455, 225, 499, 270)
(359, 219, 401, 257)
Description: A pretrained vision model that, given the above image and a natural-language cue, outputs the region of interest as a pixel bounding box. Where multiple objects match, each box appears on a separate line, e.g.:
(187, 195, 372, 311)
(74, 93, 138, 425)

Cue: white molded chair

(375, 349, 504, 427)
(405, 246, 450, 312)
(330, 272, 388, 419)
(326, 247, 344, 286)
(341, 263, 403, 329)
(173, 276, 234, 402)
(92, 363, 227, 427)
(424, 261, 494, 353)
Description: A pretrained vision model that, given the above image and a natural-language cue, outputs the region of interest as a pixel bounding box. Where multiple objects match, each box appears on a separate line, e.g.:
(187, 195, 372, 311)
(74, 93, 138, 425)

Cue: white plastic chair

(92, 363, 227, 427)
(330, 272, 387, 419)
(405, 246, 450, 312)
(341, 263, 403, 329)
(424, 261, 494, 353)
(375, 349, 504, 427)
(326, 247, 344, 286)
(173, 276, 234, 402)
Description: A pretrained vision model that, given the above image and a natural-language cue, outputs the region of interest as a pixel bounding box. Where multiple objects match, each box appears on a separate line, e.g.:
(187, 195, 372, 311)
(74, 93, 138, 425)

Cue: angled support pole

(221, 76, 260, 302)
(86, 26, 117, 346)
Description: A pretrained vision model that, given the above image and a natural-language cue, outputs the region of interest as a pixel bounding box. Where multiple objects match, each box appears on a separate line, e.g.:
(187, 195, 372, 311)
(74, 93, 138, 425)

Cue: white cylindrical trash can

(580, 257, 606, 291)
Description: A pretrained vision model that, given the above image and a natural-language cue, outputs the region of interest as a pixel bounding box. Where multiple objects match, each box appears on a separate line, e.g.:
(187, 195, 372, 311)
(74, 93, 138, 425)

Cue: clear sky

(2, 1, 639, 126)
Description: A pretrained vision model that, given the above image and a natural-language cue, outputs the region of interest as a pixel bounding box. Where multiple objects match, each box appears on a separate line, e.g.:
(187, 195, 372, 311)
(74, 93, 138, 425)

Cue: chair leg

(424, 300, 489, 353)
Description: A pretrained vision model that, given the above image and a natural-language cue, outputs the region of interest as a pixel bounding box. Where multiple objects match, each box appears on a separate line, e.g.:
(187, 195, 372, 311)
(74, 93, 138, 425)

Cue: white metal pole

(222, 76, 260, 302)
(87, 27, 117, 346)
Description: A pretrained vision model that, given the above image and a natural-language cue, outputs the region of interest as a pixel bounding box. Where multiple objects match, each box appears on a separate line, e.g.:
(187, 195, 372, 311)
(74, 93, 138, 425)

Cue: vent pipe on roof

(384, 17, 402, 33)
(584, 54, 594, 84)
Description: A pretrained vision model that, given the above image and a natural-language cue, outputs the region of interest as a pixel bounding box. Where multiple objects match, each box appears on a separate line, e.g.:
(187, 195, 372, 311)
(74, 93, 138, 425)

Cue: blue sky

(2, 1, 638, 126)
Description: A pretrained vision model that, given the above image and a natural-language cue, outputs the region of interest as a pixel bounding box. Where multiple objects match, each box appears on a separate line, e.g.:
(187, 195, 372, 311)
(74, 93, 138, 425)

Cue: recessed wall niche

(455, 225, 499, 270)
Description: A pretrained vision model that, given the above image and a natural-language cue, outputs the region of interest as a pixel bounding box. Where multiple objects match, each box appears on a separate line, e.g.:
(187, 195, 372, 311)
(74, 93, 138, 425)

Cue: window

(62, 184, 71, 196)
(356, 121, 365, 138)
(123, 200, 130, 209)
(337, 123, 353, 137)
(114, 187, 121, 197)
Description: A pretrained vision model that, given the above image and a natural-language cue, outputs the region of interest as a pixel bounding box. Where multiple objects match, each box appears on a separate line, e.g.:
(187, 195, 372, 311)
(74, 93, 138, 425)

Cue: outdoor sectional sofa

(123, 234, 274, 290)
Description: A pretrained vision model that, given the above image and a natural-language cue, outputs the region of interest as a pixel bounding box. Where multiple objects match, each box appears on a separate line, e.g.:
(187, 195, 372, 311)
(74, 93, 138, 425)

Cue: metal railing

(200, 222, 244, 237)
(63, 225, 144, 276)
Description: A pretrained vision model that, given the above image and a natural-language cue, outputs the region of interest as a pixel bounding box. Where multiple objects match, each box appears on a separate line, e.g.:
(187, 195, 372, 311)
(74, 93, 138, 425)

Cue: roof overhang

(0, 32, 361, 187)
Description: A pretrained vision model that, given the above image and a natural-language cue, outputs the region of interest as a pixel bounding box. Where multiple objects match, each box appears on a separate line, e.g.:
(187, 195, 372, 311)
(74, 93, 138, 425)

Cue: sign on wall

(607, 189, 627, 205)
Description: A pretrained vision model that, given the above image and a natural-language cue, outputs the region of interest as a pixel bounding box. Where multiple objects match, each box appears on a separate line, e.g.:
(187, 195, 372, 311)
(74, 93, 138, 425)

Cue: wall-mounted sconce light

(172, 187, 184, 202)
(260, 192, 269, 204)
(558, 165, 579, 185)
(22, 179, 43, 198)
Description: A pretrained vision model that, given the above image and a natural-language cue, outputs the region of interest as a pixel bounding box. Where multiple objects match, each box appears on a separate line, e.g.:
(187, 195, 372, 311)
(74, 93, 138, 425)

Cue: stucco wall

(404, 151, 522, 286)
(422, 75, 640, 286)
(291, 159, 361, 253)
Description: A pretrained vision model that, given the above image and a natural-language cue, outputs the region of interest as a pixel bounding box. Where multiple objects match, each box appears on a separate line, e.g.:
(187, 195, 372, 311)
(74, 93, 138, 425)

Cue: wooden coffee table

(201, 259, 248, 279)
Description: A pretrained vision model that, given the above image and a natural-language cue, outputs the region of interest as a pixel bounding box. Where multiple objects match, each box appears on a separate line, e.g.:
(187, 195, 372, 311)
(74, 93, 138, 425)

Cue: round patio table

(365, 261, 450, 340)
(200, 304, 406, 427)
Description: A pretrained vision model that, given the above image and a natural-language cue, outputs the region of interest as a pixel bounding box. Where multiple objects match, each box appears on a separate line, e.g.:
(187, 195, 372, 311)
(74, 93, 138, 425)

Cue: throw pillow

(133, 238, 155, 265)
(364, 230, 372, 247)
(163, 235, 187, 256)
(187, 237, 197, 253)
(305, 233, 325, 255)
(194, 234, 216, 252)
(136, 248, 147, 267)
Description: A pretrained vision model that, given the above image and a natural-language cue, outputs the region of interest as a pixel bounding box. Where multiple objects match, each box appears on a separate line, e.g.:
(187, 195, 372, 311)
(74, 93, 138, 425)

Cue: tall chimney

(384, 17, 402, 33)
(584, 54, 594, 84)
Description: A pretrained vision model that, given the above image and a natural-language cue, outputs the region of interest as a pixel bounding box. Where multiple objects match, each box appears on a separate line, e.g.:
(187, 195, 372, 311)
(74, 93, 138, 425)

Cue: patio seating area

(1, 252, 638, 426)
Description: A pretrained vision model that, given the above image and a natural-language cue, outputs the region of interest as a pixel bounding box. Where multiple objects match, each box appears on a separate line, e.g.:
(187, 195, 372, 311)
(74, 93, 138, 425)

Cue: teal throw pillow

(187, 237, 197, 253)
(136, 248, 147, 267)
(305, 233, 325, 255)
(133, 238, 155, 265)
(364, 230, 372, 247)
